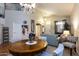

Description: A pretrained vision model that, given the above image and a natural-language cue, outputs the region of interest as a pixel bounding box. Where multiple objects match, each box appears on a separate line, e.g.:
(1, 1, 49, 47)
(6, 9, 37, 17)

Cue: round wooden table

(8, 39, 48, 56)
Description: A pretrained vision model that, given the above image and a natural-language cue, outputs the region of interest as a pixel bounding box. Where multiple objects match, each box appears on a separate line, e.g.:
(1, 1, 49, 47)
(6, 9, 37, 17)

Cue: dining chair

(38, 43, 64, 56)
(53, 43, 64, 56)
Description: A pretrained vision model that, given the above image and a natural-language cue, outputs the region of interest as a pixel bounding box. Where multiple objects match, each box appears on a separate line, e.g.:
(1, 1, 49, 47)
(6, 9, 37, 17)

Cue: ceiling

(36, 3, 75, 16)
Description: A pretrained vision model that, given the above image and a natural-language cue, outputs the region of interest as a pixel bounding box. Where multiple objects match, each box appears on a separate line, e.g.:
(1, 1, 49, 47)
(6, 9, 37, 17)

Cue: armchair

(62, 36, 78, 56)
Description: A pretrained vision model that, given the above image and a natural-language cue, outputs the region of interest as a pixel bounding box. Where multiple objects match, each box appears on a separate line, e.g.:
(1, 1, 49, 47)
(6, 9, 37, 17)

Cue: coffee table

(8, 39, 48, 56)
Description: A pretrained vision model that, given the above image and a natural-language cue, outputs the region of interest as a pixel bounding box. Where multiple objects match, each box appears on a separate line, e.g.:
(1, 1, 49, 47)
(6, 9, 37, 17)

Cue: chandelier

(20, 3, 36, 11)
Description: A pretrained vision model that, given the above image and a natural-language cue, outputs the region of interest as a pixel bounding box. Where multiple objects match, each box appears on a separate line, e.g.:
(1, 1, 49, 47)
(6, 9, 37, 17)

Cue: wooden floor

(0, 43, 11, 56)
(0, 42, 78, 56)
(46, 46, 78, 56)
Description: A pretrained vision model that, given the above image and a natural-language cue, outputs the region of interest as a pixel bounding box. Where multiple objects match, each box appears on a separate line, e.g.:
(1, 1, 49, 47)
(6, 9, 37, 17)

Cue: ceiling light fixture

(20, 3, 36, 11)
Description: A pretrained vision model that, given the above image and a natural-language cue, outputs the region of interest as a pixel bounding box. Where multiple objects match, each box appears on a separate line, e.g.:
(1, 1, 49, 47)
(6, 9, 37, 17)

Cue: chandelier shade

(20, 3, 36, 9)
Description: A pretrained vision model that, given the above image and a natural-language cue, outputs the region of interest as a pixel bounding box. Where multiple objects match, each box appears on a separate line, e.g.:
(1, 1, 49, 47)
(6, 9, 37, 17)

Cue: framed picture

(31, 20, 35, 32)
(55, 20, 65, 34)
(22, 25, 28, 35)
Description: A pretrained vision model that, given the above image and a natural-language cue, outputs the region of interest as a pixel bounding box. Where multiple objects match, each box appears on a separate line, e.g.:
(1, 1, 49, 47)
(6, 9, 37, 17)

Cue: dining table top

(8, 39, 48, 56)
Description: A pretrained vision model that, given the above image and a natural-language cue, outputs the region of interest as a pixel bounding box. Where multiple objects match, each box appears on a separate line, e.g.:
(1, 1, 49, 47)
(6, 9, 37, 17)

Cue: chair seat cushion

(63, 42, 76, 48)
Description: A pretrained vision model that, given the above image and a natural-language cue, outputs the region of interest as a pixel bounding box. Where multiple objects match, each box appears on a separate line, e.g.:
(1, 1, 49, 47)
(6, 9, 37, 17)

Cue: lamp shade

(63, 30, 70, 36)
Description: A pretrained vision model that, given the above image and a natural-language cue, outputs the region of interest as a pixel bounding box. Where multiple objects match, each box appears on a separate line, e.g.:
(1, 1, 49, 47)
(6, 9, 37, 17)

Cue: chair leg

(74, 47, 76, 53)
(70, 48, 72, 56)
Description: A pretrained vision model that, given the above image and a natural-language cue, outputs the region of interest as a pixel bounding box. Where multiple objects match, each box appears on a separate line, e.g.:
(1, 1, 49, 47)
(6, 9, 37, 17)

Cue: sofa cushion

(39, 36, 47, 41)
(41, 34, 59, 46)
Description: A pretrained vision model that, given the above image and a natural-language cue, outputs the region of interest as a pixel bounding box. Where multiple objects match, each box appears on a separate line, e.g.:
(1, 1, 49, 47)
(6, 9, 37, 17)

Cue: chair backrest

(67, 36, 78, 43)
(53, 43, 64, 56)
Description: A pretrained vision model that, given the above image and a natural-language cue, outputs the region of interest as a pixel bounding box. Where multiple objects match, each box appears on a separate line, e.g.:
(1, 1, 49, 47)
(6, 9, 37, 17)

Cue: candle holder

(29, 32, 35, 43)
(25, 32, 37, 45)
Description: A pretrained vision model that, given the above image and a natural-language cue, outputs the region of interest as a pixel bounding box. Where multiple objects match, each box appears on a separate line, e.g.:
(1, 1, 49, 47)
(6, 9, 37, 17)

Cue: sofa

(41, 34, 59, 47)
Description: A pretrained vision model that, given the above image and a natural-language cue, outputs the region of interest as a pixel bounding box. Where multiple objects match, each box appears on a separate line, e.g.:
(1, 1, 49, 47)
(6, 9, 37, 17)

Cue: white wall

(34, 9, 46, 36)
(71, 4, 79, 36)
(0, 18, 5, 44)
(0, 3, 5, 44)
(44, 16, 70, 34)
(0, 3, 4, 15)
(35, 8, 70, 35)
(0, 24, 2, 44)
(5, 10, 31, 42)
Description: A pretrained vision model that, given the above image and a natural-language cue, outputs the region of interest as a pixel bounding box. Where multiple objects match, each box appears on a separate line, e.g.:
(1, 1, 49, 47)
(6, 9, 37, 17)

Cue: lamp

(63, 30, 70, 37)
